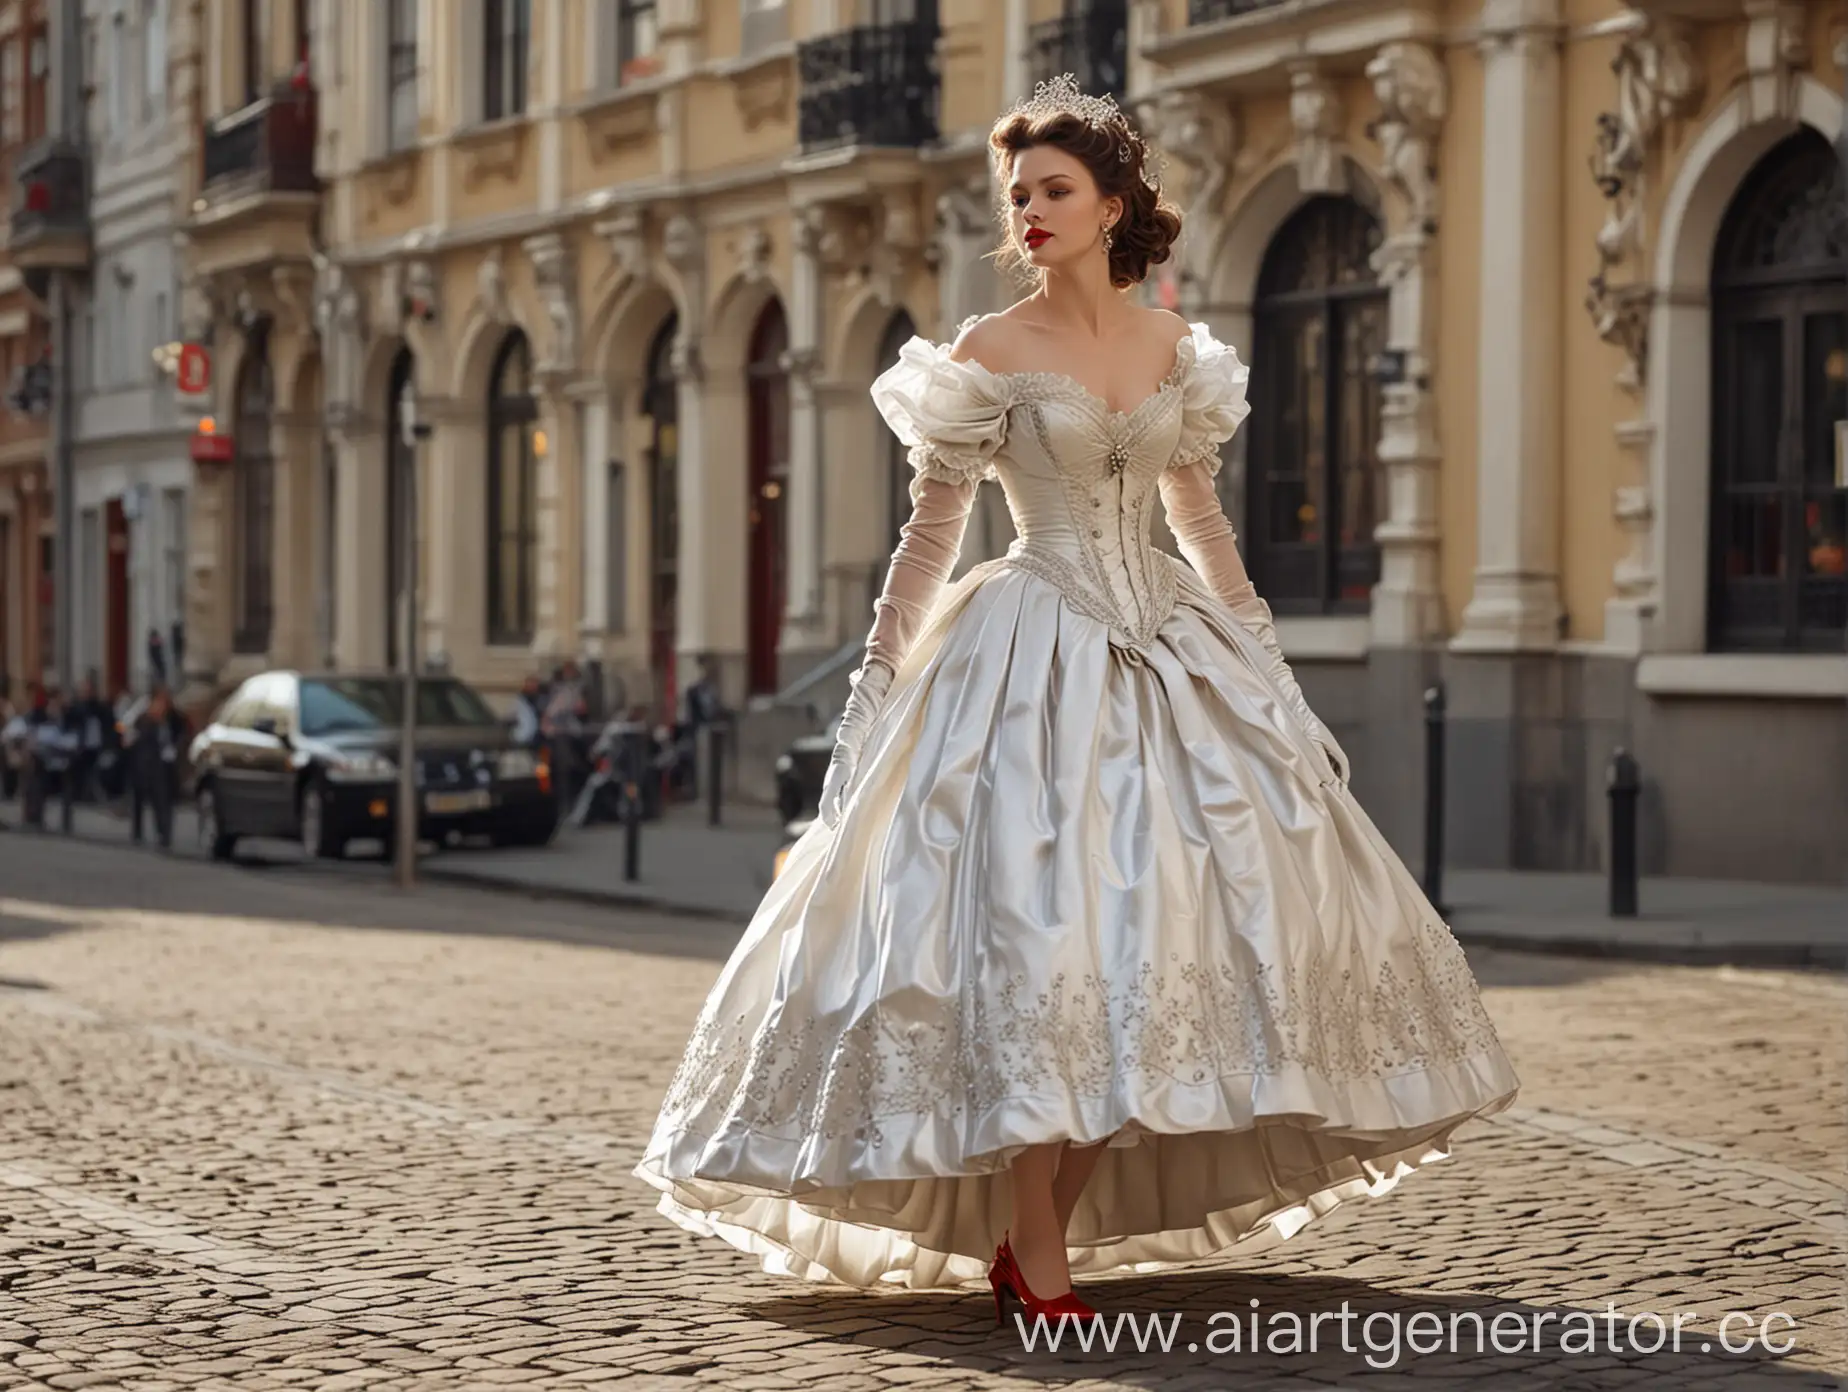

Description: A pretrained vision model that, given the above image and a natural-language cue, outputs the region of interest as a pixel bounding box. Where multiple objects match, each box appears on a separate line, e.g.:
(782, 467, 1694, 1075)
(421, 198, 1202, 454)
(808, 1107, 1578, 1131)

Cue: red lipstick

(1024, 229, 1052, 249)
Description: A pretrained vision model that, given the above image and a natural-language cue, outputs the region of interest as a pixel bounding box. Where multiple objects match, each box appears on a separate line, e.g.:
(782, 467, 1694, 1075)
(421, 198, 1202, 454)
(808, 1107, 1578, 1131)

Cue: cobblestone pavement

(0, 835, 1841, 1392)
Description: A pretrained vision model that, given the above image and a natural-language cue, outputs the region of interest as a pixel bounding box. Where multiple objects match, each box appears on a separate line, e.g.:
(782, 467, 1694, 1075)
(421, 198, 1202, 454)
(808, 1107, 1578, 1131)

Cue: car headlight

(324, 751, 396, 782)
(496, 749, 538, 779)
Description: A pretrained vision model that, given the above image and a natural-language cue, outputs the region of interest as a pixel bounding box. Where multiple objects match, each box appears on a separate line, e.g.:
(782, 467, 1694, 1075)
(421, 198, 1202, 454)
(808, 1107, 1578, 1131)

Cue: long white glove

(1159, 461, 1351, 784)
(820, 473, 979, 827)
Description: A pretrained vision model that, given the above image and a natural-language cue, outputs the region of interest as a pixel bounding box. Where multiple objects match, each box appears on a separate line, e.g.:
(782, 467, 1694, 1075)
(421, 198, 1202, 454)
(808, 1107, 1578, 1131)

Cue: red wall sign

(190, 431, 235, 463)
(176, 343, 211, 397)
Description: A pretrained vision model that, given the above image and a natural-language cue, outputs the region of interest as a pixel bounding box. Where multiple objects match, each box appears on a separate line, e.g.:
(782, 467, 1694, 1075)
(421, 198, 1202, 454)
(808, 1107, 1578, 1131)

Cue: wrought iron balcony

(1188, 0, 1288, 20)
(7, 137, 91, 272)
(199, 79, 319, 207)
(1029, 4, 1128, 100)
(797, 18, 940, 151)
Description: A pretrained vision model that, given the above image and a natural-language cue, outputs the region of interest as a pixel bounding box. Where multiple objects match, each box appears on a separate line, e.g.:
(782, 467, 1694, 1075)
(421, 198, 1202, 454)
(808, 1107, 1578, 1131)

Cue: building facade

(0, 0, 52, 698)
(69, 0, 196, 699)
(171, 0, 1843, 883)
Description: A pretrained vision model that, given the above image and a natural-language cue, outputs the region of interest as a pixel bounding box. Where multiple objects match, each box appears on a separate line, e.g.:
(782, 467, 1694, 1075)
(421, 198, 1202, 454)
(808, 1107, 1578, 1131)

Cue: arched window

(1246, 195, 1388, 613)
(877, 310, 917, 554)
(1708, 129, 1847, 653)
(746, 302, 790, 695)
(384, 347, 415, 668)
(644, 315, 679, 714)
(486, 331, 537, 646)
(232, 331, 274, 654)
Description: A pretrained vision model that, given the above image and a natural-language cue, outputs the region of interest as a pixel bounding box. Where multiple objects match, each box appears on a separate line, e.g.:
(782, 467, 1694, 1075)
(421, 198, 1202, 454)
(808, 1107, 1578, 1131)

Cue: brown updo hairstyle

(988, 95, 1182, 290)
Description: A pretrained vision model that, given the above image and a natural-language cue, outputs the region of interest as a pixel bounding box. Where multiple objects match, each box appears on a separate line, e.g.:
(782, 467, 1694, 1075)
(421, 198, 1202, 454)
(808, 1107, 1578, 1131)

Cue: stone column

(1453, 0, 1565, 653)
(1366, 42, 1449, 647)
(417, 395, 470, 671)
(532, 378, 579, 664)
(781, 208, 830, 664)
(573, 381, 617, 646)
(329, 420, 386, 671)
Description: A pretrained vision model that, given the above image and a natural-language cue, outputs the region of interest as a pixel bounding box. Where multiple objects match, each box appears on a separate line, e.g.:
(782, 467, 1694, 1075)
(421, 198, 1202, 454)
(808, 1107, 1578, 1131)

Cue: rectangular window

(1, 39, 21, 148)
(242, 0, 267, 104)
(740, 0, 786, 58)
(616, 1, 660, 83)
(386, 0, 418, 150)
(144, 0, 165, 116)
(482, 0, 529, 122)
(25, 25, 48, 142)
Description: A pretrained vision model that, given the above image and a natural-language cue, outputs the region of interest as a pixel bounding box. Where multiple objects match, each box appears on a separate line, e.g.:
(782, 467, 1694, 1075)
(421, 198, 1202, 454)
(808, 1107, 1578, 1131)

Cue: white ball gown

(634, 323, 1521, 1289)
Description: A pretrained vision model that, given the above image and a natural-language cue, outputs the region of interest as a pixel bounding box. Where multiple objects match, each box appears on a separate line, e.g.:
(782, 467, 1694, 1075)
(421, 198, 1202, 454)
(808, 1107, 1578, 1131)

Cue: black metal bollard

(1422, 682, 1446, 912)
(623, 780, 642, 882)
(1607, 747, 1640, 918)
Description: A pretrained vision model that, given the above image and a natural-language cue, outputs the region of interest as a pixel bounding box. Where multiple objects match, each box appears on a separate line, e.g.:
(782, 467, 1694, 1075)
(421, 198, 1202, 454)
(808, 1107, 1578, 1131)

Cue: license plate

(424, 789, 490, 815)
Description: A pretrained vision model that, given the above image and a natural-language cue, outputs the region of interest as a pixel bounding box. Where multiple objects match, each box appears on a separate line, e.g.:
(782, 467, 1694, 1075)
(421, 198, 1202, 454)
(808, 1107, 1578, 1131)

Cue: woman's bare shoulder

(948, 308, 1041, 374)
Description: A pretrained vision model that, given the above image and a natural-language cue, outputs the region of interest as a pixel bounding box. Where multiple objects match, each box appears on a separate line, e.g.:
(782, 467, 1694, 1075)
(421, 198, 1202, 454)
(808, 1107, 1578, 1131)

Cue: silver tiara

(1008, 74, 1137, 162)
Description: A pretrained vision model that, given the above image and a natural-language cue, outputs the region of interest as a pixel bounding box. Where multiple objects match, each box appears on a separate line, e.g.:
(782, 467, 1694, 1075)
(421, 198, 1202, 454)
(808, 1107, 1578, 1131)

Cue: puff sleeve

(871, 337, 1013, 489)
(855, 338, 1013, 678)
(1168, 324, 1252, 477)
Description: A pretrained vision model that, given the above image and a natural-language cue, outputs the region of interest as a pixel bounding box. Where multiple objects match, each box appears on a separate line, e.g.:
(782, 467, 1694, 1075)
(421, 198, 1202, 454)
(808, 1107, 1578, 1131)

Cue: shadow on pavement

(747, 1269, 1838, 1389)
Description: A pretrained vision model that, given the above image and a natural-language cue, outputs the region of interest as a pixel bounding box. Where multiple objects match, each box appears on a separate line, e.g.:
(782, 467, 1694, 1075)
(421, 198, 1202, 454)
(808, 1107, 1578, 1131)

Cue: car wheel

(196, 782, 238, 862)
(299, 779, 343, 861)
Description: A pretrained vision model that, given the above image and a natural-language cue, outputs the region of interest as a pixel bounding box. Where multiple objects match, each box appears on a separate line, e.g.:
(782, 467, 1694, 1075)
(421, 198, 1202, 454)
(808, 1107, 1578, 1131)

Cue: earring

(1102, 224, 1115, 253)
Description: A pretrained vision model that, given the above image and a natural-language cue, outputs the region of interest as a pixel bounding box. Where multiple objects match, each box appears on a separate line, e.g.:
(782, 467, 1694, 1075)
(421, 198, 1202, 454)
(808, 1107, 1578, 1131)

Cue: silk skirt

(633, 556, 1521, 1289)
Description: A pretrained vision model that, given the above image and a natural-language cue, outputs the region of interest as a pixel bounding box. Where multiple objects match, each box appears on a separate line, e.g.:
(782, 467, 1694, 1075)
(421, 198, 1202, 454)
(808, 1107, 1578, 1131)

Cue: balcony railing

(7, 137, 92, 271)
(797, 18, 940, 151)
(1188, 0, 1288, 20)
(200, 79, 318, 202)
(1029, 4, 1128, 100)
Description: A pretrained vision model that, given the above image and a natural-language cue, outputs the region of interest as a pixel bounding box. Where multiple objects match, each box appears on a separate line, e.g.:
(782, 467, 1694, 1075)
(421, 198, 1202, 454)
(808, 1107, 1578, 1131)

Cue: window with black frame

(615, 0, 659, 84)
(386, 0, 418, 151)
(1708, 129, 1848, 653)
(483, 0, 529, 121)
(1245, 195, 1388, 614)
(486, 332, 538, 646)
(232, 331, 275, 654)
(1028, 1, 1128, 100)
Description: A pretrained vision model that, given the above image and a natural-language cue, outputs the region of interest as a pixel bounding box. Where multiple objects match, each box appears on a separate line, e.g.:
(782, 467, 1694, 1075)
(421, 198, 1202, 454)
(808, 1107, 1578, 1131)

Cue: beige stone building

(175, 0, 1844, 882)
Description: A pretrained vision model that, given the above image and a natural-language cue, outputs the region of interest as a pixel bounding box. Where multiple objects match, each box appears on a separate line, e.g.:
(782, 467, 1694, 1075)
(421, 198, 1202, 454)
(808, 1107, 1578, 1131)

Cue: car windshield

(299, 678, 499, 736)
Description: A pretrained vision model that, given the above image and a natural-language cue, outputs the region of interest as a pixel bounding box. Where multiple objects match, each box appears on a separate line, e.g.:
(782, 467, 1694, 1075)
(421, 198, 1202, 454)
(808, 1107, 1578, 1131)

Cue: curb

(417, 862, 754, 926)
(1449, 924, 1846, 972)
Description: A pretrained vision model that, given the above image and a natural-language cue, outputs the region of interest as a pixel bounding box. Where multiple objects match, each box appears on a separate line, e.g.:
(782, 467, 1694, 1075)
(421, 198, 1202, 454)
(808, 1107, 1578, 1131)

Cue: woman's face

(1007, 144, 1122, 277)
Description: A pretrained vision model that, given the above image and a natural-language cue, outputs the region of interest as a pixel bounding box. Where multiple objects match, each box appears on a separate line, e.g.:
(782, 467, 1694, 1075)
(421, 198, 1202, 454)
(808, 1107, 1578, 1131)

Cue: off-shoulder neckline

(932, 321, 1212, 422)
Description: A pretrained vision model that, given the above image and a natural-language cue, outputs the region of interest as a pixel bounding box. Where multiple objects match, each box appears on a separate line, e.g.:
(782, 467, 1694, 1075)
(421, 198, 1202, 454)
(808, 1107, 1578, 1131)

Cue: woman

(636, 77, 1520, 1319)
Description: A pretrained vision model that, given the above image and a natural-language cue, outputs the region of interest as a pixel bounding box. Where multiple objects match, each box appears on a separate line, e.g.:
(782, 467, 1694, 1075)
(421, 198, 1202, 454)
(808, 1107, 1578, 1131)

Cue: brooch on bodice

(1106, 443, 1131, 475)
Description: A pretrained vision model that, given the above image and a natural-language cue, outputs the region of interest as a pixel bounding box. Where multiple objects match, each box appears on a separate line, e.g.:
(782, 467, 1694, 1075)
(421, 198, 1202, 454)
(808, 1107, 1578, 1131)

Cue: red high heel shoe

(987, 1233, 1100, 1325)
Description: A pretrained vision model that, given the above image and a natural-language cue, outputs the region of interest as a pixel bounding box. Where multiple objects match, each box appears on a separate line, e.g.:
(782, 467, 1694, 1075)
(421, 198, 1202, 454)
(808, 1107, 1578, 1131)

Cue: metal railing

(796, 18, 940, 151)
(201, 80, 318, 197)
(8, 138, 89, 241)
(1028, 4, 1128, 100)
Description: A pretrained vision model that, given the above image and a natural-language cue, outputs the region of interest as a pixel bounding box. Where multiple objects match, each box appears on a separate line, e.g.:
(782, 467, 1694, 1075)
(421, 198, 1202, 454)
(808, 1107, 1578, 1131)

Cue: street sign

(176, 343, 211, 399)
(190, 429, 234, 463)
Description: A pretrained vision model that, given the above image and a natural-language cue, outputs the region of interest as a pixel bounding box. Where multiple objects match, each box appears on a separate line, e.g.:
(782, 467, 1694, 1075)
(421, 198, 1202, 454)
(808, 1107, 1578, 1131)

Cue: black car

(188, 671, 558, 862)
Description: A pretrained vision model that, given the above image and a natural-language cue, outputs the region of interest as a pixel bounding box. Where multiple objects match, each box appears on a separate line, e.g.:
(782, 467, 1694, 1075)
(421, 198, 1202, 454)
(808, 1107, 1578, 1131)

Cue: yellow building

(179, 1, 1844, 882)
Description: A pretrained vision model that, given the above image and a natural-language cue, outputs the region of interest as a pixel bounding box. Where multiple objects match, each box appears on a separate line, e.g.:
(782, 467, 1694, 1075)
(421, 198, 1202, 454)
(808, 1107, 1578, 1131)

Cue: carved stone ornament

(663, 213, 703, 273)
(405, 258, 440, 326)
(736, 226, 773, 284)
(523, 232, 578, 375)
(793, 205, 849, 269)
(1365, 43, 1447, 234)
(1584, 17, 1699, 391)
(458, 122, 527, 193)
(1289, 66, 1345, 195)
(1743, 0, 1808, 124)
(595, 208, 649, 282)
(1139, 91, 1238, 231)
(477, 247, 512, 326)
(733, 55, 792, 131)
(584, 93, 658, 158)
(935, 180, 990, 241)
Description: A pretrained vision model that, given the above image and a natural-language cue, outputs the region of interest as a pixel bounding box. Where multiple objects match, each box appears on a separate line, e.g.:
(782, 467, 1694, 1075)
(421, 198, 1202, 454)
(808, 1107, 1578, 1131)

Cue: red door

(105, 498, 129, 694)
(745, 302, 789, 696)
